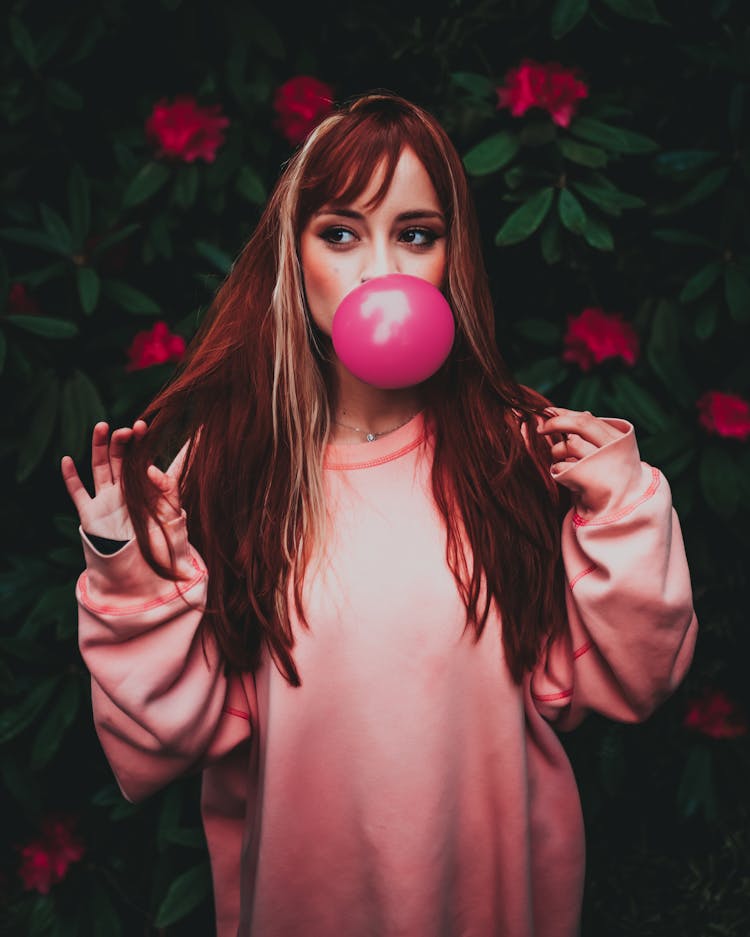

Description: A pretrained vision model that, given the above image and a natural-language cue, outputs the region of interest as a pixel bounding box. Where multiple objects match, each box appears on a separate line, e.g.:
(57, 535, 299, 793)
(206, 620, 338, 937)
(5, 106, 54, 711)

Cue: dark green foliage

(1, 0, 748, 933)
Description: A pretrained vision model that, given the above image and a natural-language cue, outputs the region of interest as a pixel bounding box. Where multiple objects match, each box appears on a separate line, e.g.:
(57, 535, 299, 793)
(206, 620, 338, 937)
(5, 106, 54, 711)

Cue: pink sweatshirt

(77, 412, 697, 937)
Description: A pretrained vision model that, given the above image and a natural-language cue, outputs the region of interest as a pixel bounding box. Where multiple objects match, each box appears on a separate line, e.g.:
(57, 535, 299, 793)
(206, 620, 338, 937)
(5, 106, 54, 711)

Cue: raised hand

(538, 407, 626, 476)
(61, 421, 182, 541)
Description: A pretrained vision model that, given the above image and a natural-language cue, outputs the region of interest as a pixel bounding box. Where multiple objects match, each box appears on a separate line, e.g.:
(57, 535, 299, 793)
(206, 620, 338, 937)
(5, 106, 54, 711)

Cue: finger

(91, 422, 114, 491)
(540, 409, 621, 448)
(60, 455, 91, 518)
(548, 433, 598, 462)
(147, 464, 182, 517)
(109, 426, 134, 485)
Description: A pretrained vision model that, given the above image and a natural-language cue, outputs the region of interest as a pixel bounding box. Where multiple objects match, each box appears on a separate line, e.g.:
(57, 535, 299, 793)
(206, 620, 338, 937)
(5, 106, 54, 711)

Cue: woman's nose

(360, 243, 397, 283)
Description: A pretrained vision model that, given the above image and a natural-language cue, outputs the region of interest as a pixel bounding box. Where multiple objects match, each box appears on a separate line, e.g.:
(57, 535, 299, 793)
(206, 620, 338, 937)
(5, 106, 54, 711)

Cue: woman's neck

(330, 363, 424, 444)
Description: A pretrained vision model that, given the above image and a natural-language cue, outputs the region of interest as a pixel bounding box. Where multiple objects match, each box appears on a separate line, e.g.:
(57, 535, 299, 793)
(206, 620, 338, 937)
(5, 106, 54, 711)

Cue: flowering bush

(561, 306, 639, 371)
(16, 816, 85, 895)
(683, 689, 748, 739)
(8, 282, 42, 315)
(696, 390, 750, 441)
(125, 320, 186, 371)
(496, 58, 588, 127)
(272, 76, 334, 146)
(145, 95, 229, 163)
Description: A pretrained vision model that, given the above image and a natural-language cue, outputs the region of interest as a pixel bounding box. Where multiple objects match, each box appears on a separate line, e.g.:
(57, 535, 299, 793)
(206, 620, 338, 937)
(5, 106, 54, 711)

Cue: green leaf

(699, 446, 740, 517)
(694, 302, 718, 341)
(39, 203, 73, 253)
(90, 885, 124, 937)
(513, 318, 562, 345)
(550, 0, 589, 38)
(0, 675, 61, 744)
(463, 132, 520, 176)
(646, 301, 697, 406)
(194, 239, 233, 274)
(173, 164, 199, 210)
(45, 78, 83, 110)
(236, 166, 267, 205)
(495, 187, 555, 246)
(31, 678, 81, 768)
(0, 226, 71, 256)
(154, 862, 212, 927)
(540, 211, 564, 264)
(68, 164, 91, 248)
(122, 162, 171, 209)
(567, 374, 603, 412)
(10, 16, 37, 68)
(650, 228, 713, 248)
(570, 179, 645, 215)
(6, 315, 78, 338)
(599, 0, 666, 23)
(569, 116, 659, 154)
(514, 356, 570, 394)
(652, 166, 730, 215)
(678, 261, 721, 303)
(582, 213, 614, 250)
(101, 279, 161, 315)
(608, 372, 670, 434)
(145, 214, 173, 261)
(88, 223, 140, 258)
(450, 72, 496, 98)
(558, 188, 588, 234)
(17, 373, 61, 481)
(558, 137, 607, 168)
(652, 150, 720, 177)
(19, 261, 70, 288)
(677, 745, 717, 821)
(77, 266, 101, 315)
(60, 370, 104, 460)
(724, 265, 750, 322)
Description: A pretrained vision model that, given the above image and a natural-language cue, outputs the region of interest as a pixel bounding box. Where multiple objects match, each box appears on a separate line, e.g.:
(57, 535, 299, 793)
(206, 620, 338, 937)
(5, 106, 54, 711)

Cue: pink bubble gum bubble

(331, 274, 455, 389)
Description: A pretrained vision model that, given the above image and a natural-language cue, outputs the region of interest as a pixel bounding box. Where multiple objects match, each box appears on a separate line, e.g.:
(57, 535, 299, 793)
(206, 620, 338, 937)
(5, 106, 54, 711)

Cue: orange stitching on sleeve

(222, 706, 250, 721)
(573, 640, 593, 660)
(77, 554, 205, 615)
(573, 466, 661, 527)
(569, 565, 596, 589)
(532, 687, 573, 703)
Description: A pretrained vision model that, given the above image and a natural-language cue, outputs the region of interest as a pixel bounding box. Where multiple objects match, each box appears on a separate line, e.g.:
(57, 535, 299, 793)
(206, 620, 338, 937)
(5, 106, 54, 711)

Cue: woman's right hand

(61, 420, 182, 541)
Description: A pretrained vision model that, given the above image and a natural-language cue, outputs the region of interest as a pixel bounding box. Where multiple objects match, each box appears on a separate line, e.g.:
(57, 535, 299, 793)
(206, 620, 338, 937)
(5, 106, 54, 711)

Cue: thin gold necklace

(333, 411, 419, 443)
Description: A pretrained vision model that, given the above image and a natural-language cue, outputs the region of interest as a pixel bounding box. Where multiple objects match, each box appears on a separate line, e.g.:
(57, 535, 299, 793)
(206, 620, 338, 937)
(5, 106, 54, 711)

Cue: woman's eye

(400, 227, 439, 247)
(321, 227, 356, 245)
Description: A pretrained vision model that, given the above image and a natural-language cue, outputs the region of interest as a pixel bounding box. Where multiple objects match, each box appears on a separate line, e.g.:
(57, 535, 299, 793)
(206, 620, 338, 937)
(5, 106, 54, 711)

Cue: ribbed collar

(324, 410, 427, 470)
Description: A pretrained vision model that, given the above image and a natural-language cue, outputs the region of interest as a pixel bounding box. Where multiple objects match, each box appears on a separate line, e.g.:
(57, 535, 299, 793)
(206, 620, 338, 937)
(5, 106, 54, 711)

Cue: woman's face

(299, 146, 448, 338)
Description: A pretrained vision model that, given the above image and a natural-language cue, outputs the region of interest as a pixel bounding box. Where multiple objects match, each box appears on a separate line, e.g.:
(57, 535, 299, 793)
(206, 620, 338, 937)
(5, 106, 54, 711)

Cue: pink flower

(696, 390, 750, 441)
(126, 321, 186, 371)
(562, 306, 639, 371)
(496, 58, 589, 128)
(8, 282, 42, 315)
(273, 76, 334, 146)
(145, 95, 229, 163)
(17, 816, 85, 894)
(684, 689, 748, 739)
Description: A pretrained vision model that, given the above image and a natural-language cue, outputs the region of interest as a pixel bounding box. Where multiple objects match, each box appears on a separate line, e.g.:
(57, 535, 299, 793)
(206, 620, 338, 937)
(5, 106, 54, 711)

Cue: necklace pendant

(365, 432, 376, 442)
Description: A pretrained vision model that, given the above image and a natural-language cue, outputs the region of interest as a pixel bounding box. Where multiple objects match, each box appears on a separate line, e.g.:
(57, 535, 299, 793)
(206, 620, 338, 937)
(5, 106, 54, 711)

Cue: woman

(62, 92, 698, 937)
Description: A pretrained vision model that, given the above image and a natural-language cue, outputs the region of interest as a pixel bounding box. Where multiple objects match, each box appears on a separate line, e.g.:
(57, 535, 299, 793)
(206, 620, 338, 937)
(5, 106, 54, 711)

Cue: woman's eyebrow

(314, 208, 445, 223)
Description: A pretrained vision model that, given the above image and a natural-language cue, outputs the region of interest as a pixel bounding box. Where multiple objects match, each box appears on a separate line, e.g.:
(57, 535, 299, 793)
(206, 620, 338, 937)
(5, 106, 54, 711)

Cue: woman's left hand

(538, 407, 626, 475)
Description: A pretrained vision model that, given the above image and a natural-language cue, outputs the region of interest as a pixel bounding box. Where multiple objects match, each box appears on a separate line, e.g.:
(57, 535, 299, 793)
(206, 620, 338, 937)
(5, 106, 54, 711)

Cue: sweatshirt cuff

(79, 509, 201, 604)
(550, 418, 659, 521)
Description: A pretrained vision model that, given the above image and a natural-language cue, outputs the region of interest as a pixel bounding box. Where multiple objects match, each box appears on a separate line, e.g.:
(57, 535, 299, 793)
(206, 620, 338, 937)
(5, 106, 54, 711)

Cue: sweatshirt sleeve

(76, 441, 253, 803)
(528, 417, 698, 731)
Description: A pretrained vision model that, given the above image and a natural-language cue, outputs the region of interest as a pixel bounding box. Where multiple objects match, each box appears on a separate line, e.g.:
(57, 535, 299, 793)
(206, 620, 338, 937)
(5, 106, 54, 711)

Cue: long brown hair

(121, 91, 570, 687)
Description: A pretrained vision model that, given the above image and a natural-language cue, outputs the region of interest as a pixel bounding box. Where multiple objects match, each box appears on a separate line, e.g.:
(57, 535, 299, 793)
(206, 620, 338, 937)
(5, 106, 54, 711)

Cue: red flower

(145, 95, 229, 163)
(126, 321, 186, 371)
(684, 689, 748, 739)
(562, 306, 639, 371)
(17, 816, 85, 894)
(496, 58, 588, 128)
(273, 76, 334, 146)
(8, 282, 42, 315)
(696, 390, 750, 442)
